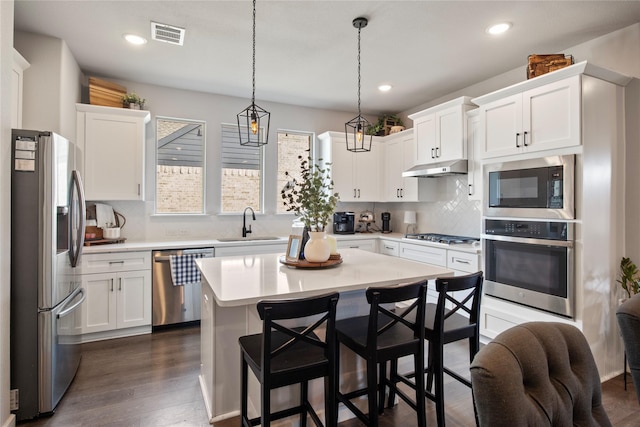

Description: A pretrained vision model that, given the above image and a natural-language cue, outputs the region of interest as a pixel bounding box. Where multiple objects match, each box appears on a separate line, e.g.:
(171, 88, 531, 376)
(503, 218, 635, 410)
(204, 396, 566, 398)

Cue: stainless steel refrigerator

(10, 129, 87, 421)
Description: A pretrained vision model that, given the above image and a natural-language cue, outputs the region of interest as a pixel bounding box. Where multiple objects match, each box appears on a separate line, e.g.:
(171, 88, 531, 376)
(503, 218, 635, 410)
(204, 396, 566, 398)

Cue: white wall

(1, 2, 16, 427)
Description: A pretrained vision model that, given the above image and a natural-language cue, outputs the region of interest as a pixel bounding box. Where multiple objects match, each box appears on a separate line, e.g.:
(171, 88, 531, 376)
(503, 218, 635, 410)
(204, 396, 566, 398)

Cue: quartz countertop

(81, 232, 481, 254)
(195, 248, 453, 307)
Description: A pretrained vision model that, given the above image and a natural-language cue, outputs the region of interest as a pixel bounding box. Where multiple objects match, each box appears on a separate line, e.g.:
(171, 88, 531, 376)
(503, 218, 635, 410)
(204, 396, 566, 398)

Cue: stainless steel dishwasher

(152, 247, 214, 327)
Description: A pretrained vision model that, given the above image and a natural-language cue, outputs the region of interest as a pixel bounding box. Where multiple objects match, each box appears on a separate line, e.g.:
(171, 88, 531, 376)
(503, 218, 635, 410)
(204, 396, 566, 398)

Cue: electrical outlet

(10, 389, 18, 411)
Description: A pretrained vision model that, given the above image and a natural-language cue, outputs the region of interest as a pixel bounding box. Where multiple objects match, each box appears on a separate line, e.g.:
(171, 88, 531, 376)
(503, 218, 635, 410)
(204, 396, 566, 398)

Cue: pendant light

(345, 17, 372, 153)
(237, 0, 270, 146)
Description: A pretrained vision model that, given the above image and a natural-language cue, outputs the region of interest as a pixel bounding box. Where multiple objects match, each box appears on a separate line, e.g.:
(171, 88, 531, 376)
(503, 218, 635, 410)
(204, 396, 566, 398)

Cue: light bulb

(250, 113, 258, 135)
(356, 130, 363, 142)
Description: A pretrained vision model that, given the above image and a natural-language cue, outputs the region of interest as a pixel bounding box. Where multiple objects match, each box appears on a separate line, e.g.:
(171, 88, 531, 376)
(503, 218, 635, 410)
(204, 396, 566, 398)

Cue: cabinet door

(414, 113, 436, 164)
(436, 106, 465, 162)
(331, 139, 356, 201)
(353, 143, 380, 201)
(84, 112, 145, 200)
(481, 93, 523, 158)
(401, 136, 419, 201)
(384, 139, 404, 201)
(79, 272, 117, 334)
(117, 270, 152, 329)
(466, 111, 482, 200)
(523, 75, 581, 153)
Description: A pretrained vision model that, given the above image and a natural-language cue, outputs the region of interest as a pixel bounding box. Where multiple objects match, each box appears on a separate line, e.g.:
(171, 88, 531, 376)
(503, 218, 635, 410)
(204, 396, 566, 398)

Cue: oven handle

(482, 234, 574, 248)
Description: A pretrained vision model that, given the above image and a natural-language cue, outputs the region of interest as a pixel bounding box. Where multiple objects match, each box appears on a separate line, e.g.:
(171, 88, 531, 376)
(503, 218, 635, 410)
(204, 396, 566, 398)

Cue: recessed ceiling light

(486, 22, 512, 35)
(123, 34, 148, 45)
(378, 84, 392, 92)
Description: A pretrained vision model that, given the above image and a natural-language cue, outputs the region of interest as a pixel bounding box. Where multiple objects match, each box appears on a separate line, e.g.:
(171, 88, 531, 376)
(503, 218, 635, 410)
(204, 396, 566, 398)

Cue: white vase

(304, 231, 330, 262)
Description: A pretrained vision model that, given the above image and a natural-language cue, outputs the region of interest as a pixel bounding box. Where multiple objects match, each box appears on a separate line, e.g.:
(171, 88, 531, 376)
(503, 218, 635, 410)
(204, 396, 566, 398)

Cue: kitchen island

(196, 248, 453, 424)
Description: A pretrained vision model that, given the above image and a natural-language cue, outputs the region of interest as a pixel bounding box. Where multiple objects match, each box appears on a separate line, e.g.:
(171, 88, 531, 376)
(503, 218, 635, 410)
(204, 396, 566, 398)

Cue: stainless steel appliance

(152, 247, 214, 327)
(482, 219, 574, 318)
(484, 155, 574, 219)
(10, 130, 87, 421)
(333, 212, 355, 234)
(404, 233, 479, 245)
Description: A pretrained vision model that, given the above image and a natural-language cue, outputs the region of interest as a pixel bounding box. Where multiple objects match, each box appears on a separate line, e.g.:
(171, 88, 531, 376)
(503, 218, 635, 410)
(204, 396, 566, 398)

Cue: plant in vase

(618, 257, 640, 302)
(281, 154, 339, 262)
(121, 92, 146, 110)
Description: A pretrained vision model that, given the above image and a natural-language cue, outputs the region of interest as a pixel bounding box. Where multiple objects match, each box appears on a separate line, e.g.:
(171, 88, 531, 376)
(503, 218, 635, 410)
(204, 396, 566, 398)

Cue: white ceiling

(13, 0, 640, 115)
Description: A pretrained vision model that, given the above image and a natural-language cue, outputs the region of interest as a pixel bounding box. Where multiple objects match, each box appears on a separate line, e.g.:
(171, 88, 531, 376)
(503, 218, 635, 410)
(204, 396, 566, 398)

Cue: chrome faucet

(242, 206, 256, 237)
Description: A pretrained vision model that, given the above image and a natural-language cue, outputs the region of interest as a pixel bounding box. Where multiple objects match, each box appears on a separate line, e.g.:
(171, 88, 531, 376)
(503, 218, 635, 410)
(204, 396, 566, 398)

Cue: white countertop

(82, 232, 481, 254)
(195, 248, 453, 307)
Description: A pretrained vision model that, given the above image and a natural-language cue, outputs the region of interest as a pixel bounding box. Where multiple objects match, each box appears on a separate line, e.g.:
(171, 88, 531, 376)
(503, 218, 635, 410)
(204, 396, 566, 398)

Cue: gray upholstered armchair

(470, 322, 611, 427)
(617, 293, 640, 403)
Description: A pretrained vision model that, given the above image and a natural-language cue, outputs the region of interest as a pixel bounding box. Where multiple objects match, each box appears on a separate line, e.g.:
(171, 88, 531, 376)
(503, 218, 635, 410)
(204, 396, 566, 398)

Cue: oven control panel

(484, 219, 570, 241)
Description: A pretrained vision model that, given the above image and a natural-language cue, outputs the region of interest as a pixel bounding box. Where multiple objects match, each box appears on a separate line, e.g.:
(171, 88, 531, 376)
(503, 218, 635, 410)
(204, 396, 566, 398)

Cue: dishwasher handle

(153, 248, 214, 263)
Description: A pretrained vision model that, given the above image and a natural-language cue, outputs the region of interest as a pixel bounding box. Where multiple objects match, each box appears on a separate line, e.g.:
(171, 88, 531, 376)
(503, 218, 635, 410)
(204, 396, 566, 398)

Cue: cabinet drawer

(337, 239, 377, 253)
(399, 243, 447, 267)
(379, 240, 399, 257)
(447, 250, 479, 274)
(79, 251, 151, 274)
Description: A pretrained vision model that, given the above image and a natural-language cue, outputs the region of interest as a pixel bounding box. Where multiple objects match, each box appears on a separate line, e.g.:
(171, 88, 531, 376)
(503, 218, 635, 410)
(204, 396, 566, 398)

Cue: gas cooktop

(404, 233, 480, 245)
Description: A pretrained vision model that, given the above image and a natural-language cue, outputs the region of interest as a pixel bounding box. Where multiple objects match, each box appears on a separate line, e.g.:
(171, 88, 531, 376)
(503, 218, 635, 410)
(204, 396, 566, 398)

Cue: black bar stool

(391, 271, 483, 427)
(335, 280, 428, 427)
(239, 291, 340, 427)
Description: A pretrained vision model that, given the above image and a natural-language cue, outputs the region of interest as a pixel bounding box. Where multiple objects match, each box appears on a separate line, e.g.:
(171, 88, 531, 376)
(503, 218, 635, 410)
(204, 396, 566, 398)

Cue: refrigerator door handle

(57, 288, 86, 319)
(69, 170, 86, 267)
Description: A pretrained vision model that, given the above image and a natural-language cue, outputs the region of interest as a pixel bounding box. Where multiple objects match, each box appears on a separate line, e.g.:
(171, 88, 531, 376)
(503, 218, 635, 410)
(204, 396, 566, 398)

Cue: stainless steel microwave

(484, 155, 575, 219)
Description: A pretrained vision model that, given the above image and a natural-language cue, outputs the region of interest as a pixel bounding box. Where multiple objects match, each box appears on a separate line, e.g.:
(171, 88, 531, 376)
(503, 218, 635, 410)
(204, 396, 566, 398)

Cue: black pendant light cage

(345, 17, 372, 153)
(237, 0, 270, 147)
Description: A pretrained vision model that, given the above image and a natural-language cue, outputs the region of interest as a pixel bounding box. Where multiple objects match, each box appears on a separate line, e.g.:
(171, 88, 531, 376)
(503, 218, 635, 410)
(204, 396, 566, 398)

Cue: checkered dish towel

(169, 253, 205, 286)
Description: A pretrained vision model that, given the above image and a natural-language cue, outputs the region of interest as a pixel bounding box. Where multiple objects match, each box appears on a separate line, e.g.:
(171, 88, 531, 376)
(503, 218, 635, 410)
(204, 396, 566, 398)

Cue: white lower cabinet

(379, 239, 399, 257)
(77, 251, 151, 340)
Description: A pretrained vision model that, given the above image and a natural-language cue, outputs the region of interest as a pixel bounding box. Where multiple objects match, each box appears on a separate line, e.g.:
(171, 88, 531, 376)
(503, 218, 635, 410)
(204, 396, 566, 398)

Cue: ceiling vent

(151, 21, 185, 46)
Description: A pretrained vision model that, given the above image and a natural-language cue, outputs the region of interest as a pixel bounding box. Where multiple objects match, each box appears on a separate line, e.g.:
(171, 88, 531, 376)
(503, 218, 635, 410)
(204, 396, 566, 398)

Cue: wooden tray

(279, 255, 343, 269)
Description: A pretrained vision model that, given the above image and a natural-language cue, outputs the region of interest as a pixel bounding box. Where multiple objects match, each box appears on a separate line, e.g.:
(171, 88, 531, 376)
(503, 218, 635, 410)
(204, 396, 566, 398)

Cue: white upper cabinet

(477, 75, 581, 158)
(409, 96, 476, 165)
(466, 109, 482, 200)
(76, 104, 150, 201)
(318, 132, 381, 202)
(11, 49, 30, 129)
(383, 130, 419, 201)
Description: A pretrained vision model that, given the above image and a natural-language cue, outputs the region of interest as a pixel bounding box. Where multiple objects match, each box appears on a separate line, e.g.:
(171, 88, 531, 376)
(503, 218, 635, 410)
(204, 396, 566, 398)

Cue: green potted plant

(617, 257, 640, 299)
(367, 114, 404, 136)
(121, 92, 146, 110)
(281, 154, 339, 262)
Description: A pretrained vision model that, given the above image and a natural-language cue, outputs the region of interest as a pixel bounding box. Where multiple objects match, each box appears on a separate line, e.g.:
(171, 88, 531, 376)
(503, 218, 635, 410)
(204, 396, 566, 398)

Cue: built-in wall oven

(484, 155, 575, 219)
(483, 219, 574, 318)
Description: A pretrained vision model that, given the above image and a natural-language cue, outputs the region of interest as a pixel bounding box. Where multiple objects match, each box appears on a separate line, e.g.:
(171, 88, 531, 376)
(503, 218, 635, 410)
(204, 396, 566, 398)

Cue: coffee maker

(381, 212, 391, 233)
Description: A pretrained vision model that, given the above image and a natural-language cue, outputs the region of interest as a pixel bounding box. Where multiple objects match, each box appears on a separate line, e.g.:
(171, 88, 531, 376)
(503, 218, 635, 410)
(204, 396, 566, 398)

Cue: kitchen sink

(216, 236, 283, 242)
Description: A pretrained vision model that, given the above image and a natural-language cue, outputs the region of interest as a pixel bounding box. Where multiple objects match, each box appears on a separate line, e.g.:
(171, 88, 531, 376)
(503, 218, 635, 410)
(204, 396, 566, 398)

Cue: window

(277, 131, 312, 213)
(221, 123, 263, 213)
(155, 117, 205, 214)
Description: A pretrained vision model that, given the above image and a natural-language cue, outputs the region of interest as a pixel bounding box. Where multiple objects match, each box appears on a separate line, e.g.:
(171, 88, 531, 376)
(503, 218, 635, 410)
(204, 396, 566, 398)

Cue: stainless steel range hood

(402, 159, 468, 178)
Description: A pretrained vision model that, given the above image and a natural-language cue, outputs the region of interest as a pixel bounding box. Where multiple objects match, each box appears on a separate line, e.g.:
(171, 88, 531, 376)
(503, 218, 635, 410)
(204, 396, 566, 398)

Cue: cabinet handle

(397, 189, 400, 198)
(431, 147, 435, 159)
(454, 259, 471, 265)
(110, 278, 114, 292)
(119, 277, 122, 291)
(357, 189, 360, 198)
(400, 189, 403, 198)
(353, 189, 357, 198)
(435, 147, 440, 158)
(515, 132, 521, 147)
(468, 183, 472, 196)
(523, 131, 529, 146)
(109, 261, 125, 265)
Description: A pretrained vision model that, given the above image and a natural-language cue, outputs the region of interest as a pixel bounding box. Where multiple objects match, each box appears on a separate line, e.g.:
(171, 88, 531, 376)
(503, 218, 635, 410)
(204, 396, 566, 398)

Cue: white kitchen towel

(95, 203, 116, 228)
(169, 253, 205, 286)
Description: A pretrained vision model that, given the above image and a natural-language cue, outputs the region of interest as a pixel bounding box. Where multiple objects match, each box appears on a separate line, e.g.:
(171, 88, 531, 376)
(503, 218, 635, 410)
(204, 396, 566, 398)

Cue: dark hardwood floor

(19, 325, 639, 426)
